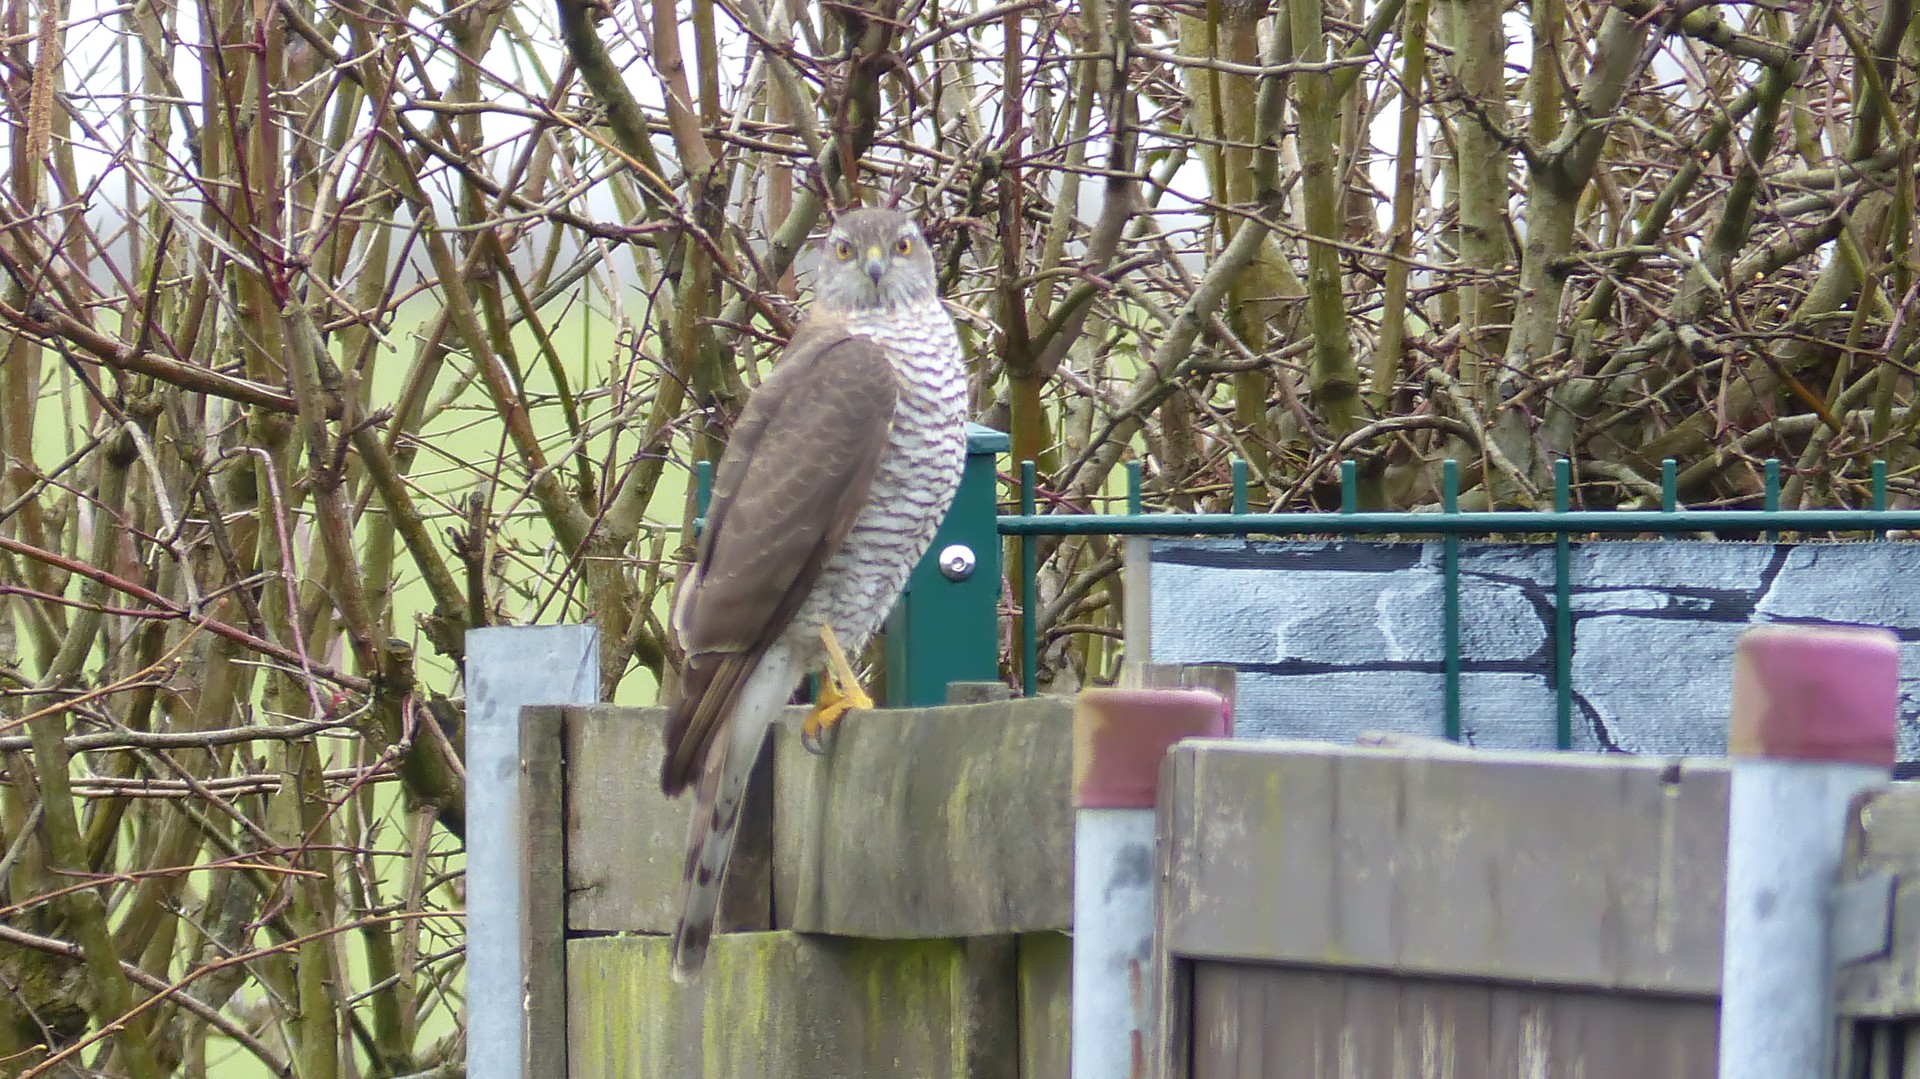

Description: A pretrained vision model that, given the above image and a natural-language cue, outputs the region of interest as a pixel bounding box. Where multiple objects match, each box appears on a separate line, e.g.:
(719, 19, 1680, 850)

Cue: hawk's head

(815, 208, 938, 311)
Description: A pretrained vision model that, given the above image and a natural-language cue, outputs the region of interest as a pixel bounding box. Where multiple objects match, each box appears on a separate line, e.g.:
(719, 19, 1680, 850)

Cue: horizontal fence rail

(997, 507, 1920, 536)
(1001, 458, 1914, 736)
(1003, 458, 1903, 536)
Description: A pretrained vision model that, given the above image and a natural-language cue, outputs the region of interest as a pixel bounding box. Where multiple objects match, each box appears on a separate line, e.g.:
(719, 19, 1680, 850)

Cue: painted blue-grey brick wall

(1149, 539, 1920, 766)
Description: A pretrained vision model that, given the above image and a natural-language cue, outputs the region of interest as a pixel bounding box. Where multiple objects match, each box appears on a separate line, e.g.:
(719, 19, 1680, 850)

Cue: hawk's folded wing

(659, 321, 899, 794)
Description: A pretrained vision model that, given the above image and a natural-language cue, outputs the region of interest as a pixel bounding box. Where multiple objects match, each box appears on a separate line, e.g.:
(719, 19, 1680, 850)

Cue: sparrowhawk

(659, 208, 970, 980)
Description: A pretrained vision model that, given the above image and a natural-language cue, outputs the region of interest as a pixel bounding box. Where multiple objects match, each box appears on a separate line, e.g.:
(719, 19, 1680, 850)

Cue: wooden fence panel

(566, 932, 1022, 1079)
(562, 704, 774, 935)
(1159, 739, 1730, 993)
(553, 699, 1078, 1079)
(1019, 932, 1073, 1079)
(1192, 967, 1718, 1078)
(558, 697, 1074, 938)
(1159, 739, 1732, 1079)
(1837, 784, 1920, 1020)
(521, 706, 570, 1079)
(773, 696, 1075, 937)
(1834, 784, 1920, 1076)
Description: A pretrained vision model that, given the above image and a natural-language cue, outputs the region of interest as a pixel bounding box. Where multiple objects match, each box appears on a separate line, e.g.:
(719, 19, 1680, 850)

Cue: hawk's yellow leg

(800, 624, 873, 753)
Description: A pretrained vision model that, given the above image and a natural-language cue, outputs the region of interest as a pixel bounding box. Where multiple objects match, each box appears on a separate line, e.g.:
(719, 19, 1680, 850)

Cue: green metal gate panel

(883, 423, 1010, 706)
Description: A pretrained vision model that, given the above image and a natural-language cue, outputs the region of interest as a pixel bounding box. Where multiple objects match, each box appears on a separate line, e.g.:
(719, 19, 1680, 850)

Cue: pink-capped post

(1070, 686, 1229, 1079)
(1718, 623, 1899, 1079)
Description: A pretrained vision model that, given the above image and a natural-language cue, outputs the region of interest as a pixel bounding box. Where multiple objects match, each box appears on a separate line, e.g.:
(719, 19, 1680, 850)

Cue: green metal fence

(693, 440, 1920, 750)
(1000, 456, 1919, 750)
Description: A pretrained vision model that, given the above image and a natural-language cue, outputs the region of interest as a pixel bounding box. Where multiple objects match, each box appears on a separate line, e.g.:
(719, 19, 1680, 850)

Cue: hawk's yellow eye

(834, 240, 854, 260)
(895, 237, 913, 255)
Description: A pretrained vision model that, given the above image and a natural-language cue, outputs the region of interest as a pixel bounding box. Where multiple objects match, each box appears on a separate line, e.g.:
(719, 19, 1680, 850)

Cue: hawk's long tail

(670, 641, 802, 982)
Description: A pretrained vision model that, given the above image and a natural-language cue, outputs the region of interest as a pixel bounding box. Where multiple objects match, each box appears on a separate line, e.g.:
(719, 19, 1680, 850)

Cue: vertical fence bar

(1072, 686, 1230, 1079)
(1021, 460, 1039, 697)
(1764, 457, 1781, 542)
(1442, 461, 1462, 742)
(1340, 460, 1357, 514)
(1873, 460, 1889, 539)
(1661, 458, 1677, 512)
(1552, 459, 1573, 750)
(465, 625, 600, 1079)
(1121, 461, 1150, 685)
(1718, 624, 1897, 1079)
(1230, 458, 1248, 516)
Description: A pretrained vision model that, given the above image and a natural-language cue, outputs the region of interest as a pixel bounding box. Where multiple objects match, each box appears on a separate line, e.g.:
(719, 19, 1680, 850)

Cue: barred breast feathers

(787, 296, 968, 653)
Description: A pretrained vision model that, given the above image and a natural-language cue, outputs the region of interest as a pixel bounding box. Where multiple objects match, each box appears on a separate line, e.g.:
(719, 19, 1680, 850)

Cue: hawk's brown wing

(659, 321, 899, 795)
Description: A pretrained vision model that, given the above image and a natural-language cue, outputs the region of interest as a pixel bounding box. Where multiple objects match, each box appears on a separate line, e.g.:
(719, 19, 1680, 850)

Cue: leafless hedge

(1, 0, 1915, 1073)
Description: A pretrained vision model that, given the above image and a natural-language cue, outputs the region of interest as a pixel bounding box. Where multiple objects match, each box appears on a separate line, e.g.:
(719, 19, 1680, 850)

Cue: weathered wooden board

(1019, 933, 1072, 1079)
(1151, 749, 1196, 1079)
(947, 680, 1016, 704)
(773, 696, 1075, 937)
(1190, 963, 1719, 1078)
(954, 938, 1022, 1079)
(1835, 783, 1920, 1019)
(521, 707, 570, 1079)
(562, 705, 774, 934)
(566, 931, 1022, 1079)
(1159, 739, 1730, 995)
(563, 698, 1072, 937)
(1151, 538, 1920, 767)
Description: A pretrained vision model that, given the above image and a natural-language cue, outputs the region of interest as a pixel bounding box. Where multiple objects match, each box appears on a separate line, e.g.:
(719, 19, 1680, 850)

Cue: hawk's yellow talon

(800, 682, 856, 754)
(801, 625, 874, 754)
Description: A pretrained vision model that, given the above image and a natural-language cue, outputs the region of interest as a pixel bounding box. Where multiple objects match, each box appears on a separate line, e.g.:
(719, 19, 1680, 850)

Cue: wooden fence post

(465, 625, 599, 1079)
(1717, 624, 1897, 1079)
(1071, 686, 1228, 1079)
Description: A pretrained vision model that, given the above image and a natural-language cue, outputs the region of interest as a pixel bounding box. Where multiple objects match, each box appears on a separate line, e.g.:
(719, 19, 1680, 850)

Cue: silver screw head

(937, 544, 976, 581)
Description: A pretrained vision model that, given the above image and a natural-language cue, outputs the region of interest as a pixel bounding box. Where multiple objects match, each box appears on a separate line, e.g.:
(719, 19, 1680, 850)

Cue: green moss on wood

(568, 931, 1036, 1078)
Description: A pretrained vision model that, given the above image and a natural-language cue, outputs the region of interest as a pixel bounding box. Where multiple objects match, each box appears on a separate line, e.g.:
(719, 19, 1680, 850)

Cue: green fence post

(883, 423, 1010, 706)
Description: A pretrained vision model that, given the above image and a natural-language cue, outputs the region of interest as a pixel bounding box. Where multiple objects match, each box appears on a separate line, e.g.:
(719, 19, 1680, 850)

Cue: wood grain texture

(957, 937, 1021, 1079)
(947, 681, 1015, 704)
(1191, 964, 1719, 1078)
(1018, 933, 1072, 1079)
(562, 704, 774, 934)
(1151, 747, 1199, 1079)
(1124, 535, 1151, 678)
(565, 931, 1020, 1079)
(1836, 783, 1920, 1019)
(773, 696, 1075, 937)
(1138, 661, 1236, 702)
(520, 706, 569, 1079)
(1159, 739, 1730, 995)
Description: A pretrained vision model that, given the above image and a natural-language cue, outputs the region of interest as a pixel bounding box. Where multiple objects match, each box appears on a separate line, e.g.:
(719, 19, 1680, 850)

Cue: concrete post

(465, 625, 599, 1079)
(1071, 687, 1229, 1079)
(1717, 623, 1898, 1079)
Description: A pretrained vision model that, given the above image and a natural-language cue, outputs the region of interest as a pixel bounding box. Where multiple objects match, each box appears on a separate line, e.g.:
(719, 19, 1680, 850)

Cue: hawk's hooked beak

(864, 247, 885, 285)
